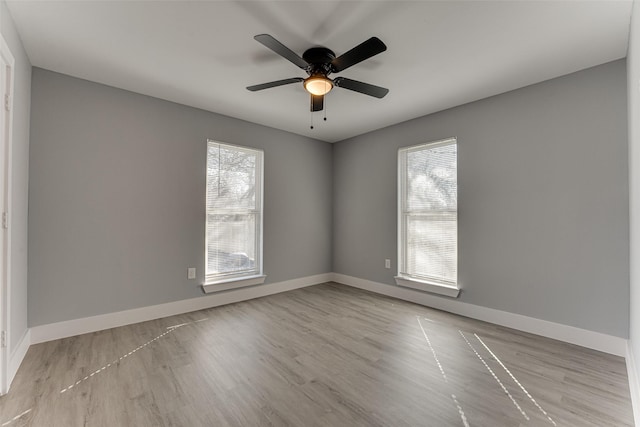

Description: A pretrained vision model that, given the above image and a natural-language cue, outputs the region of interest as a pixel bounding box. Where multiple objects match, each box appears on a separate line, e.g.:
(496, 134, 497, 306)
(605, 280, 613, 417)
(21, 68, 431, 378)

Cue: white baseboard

(7, 329, 30, 391)
(30, 273, 332, 344)
(16, 272, 630, 386)
(627, 342, 640, 426)
(331, 273, 627, 357)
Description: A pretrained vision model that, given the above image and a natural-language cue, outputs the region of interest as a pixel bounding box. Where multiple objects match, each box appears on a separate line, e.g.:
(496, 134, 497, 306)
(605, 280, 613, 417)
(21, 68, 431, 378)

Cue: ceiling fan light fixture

(248, 34, 389, 112)
(304, 76, 333, 96)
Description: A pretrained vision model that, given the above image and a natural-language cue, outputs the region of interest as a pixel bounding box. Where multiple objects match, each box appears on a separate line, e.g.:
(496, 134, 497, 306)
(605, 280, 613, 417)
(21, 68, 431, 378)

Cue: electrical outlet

(385, 259, 391, 269)
(188, 268, 196, 279)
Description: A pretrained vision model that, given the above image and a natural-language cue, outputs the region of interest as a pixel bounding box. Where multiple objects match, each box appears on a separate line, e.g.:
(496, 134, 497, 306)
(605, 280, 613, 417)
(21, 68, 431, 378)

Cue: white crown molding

(332, 273, 627, 357)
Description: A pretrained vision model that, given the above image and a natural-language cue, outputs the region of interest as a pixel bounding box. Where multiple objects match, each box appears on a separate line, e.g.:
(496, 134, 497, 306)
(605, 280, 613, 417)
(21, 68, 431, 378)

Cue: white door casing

(0, 33, 14, 395)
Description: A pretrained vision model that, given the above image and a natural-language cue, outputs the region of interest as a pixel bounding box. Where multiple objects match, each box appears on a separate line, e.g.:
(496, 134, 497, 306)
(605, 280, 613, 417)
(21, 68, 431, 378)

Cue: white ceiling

(6, 0, 633, 143)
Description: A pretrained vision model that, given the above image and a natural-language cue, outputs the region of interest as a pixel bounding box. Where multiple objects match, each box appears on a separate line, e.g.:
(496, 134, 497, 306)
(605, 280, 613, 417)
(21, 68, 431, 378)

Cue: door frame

(0, 33, 14, 395)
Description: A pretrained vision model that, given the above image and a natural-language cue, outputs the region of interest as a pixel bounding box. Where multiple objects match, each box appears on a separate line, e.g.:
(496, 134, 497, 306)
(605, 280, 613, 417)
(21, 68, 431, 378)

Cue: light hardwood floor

(0, 283, 634, 426)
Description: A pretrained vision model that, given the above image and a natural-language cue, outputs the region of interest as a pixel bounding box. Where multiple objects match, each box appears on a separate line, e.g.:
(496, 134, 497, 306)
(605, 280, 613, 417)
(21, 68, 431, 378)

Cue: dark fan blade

(331, 37, 387, 73)
(247, 78, 304, 91)
(311, 94, 324, 112)
(333, 77, 389, 98)
(254, 34, 309, 69)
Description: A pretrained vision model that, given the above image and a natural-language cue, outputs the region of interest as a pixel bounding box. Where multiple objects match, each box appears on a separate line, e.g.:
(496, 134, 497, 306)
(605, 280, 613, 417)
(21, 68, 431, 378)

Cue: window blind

(206, 141, 263, 281)
(399, 139, 457, 286)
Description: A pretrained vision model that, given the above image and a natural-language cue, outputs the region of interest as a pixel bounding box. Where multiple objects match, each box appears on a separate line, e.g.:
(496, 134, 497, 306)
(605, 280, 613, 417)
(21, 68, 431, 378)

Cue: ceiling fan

(247, 34, 389, 112)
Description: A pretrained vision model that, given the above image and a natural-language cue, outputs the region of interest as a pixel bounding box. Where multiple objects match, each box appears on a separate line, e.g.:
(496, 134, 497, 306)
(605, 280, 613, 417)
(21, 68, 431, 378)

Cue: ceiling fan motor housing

(302, 47, 336, 76)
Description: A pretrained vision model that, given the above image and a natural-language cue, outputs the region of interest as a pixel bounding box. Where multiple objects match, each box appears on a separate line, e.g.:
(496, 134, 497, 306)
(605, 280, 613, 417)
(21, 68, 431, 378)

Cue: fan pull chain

(324, 81, 328, 122)
(324, 95, 327, 122)
(310, 111, 314, 130)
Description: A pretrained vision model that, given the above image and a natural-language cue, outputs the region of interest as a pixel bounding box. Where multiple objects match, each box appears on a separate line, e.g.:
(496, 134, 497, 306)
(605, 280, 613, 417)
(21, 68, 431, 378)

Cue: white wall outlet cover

(188, 268, 196, 279)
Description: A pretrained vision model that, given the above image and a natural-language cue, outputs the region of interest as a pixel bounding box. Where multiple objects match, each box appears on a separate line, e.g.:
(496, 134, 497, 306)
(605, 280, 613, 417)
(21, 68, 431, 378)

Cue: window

(396, 138, 459, 297)
(204, 140, 265, 292)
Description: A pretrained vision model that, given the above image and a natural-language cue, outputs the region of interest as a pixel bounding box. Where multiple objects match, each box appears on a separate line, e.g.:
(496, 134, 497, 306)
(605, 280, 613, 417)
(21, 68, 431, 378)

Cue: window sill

(202, 275, 267, 294)
(394, 275, 460, 298)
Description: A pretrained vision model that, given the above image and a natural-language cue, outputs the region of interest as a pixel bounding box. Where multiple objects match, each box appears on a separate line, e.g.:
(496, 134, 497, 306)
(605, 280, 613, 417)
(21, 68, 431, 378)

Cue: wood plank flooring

(0, 282, 634, 426)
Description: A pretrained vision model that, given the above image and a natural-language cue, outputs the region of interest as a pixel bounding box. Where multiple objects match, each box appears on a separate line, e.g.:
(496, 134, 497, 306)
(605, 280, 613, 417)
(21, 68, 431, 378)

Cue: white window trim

(203, 140, 265, 291)
(397, 137, 460, 298)
(202, 274, 266, 294)
(394, 275, 460, 298)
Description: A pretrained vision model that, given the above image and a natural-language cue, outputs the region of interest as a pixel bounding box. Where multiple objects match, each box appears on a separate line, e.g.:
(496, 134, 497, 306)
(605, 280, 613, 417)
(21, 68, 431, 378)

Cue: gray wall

(333, 60, 629, 337)
(1, 0, 30, 353)
(28, 68, 332, 326)
(26, 53, 630, 339)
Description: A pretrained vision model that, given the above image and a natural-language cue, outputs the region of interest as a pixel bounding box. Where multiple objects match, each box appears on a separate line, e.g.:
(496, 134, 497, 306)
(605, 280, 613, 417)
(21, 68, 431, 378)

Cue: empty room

(1, 0, 640, 425)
